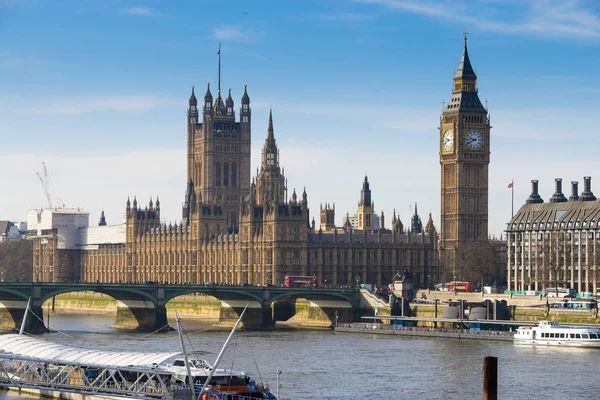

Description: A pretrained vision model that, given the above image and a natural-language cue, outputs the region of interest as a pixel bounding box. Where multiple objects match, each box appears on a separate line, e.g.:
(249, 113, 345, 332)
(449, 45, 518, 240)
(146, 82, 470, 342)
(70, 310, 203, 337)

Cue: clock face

(465, 130, 484, 150)
(442, 130, 454, 152)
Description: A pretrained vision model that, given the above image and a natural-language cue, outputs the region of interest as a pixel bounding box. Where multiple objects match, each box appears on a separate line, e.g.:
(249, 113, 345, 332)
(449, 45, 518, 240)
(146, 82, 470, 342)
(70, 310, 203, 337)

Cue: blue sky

(1, 0, 600, 237)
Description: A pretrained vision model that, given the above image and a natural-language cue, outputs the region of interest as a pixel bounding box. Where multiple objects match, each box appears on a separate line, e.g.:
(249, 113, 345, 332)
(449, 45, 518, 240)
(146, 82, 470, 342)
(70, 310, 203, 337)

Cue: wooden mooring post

(483, 356, 498, 400)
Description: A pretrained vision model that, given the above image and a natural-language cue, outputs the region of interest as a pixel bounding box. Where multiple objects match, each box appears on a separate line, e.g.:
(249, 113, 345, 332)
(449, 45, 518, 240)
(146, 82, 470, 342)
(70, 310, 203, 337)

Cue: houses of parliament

(30, 36, 491, 289)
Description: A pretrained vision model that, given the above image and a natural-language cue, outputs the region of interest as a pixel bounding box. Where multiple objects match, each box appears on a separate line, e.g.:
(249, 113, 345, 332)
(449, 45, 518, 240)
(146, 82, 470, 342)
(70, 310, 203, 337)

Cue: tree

(455, 240, 494, 289)
(0, 239, 33, 282)
(535, 234, 565, 297)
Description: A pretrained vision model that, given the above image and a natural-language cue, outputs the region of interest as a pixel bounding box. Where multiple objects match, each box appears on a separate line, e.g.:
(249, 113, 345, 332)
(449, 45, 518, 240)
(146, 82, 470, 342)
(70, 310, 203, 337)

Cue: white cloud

(212, 25, 264, 44)
(24, 95, 173, 116)
(354, 0, 600, 39)
(1, 149, 186, 226)
(121, 7, 157, 17)
(316, 12, 375, 22)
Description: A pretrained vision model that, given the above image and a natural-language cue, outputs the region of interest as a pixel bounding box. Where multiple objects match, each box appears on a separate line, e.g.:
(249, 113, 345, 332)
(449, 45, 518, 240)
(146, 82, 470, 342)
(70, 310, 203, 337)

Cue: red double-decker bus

(447, 281, 469, 292)
(284, 275, 317, 288)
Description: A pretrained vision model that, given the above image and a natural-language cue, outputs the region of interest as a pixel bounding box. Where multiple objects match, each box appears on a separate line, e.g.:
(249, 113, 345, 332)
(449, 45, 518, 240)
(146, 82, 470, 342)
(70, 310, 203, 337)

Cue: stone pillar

(114, 299, 169, 331)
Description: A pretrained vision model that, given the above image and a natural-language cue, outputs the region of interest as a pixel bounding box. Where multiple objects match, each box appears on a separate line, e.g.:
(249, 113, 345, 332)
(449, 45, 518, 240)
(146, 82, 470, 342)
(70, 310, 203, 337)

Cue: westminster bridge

(0, 282, 361, 333)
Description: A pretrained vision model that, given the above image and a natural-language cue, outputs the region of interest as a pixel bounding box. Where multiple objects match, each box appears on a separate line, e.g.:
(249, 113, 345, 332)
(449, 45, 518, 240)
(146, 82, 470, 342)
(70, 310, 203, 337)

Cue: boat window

(193, 376, 207, 385)
(173, 360, 185, 367)
(550, 333, 555, 338)
(581, 333, 589, 339)
(560, 333, 565, 339)
(590, 333, 599, 339)
(576, 334, 581, 339)
(570, 334, 575, 339)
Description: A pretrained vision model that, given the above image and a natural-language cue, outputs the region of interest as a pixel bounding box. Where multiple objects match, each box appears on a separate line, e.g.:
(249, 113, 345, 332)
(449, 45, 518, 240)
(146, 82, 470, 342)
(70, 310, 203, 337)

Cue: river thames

(1, 313, 599, 399)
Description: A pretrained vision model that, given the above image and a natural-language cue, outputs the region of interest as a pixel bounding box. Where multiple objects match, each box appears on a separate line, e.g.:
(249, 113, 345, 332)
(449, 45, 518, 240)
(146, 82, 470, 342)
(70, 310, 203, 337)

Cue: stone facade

(506, 178, 600, 294)
(30, 79, 441, 289)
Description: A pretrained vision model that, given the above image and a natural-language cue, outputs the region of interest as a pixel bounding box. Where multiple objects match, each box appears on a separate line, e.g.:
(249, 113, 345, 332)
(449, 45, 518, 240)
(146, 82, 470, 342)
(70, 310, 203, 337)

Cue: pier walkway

(335, 322, 514, 341)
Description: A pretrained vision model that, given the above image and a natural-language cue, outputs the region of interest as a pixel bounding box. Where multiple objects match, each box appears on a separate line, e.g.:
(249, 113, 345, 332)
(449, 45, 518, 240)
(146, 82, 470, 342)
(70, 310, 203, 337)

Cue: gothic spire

(359, 175, 371, 207)
(204, 82, 213, 103)
(267, 108, 275, 143)
(241, 84, 250, 104)
(226, 88, 234, 106)
(99, 210, 106, 226)
(454, 28, 476, 80)
(214, 89, 226, 116)
(189, 85, 197, 106)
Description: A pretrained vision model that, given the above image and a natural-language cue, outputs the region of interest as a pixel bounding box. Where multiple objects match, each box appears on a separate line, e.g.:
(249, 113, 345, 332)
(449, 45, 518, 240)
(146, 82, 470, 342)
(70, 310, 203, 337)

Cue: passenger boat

(165, 357, 275, 399)
(514, 321, 600, 348)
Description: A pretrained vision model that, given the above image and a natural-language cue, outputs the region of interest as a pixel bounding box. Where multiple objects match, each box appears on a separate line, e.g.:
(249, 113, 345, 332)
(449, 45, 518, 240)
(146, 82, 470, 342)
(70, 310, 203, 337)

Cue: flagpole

(218, 42, 221, 92)
(511, 180, 514, 218)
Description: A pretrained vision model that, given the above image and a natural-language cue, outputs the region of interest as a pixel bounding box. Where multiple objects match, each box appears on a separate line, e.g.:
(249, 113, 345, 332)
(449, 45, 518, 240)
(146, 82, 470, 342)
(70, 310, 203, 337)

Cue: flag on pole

(507, 182, 513, 188)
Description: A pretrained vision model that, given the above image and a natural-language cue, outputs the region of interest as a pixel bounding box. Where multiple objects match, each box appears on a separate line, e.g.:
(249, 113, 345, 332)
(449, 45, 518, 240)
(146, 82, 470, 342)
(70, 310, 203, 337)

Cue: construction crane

(36, 162, 65, 209)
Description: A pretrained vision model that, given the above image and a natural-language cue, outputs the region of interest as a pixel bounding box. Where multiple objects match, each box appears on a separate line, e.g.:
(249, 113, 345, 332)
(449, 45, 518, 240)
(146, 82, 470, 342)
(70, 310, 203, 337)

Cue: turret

(425, 213, 436, 237)
(240, 84, 251, 127)
(357, 175, 374, 231)
(359, 175, 371, 207)
(320, 203, 335, 231)
(411, 203, 423, 234)
(188, 85, 198, 125)
(98, 210, 106, 226)
(226, 88, 234, 118)
(203, 82, 213, 116)
(291, 188, 297, 204)
(214, 89, 226, 117)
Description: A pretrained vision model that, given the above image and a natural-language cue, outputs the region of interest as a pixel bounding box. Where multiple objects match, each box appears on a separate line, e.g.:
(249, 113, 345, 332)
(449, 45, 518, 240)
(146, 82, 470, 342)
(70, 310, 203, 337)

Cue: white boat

(514, 321, 600, 348)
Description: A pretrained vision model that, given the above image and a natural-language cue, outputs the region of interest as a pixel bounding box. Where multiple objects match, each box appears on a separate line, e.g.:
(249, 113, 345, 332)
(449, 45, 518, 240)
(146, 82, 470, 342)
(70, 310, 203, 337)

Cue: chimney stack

(549, 178, 567, 203)
(569, 181, 579, 202)
(526, 180, 544, 204)
(580, 176, 597, 201)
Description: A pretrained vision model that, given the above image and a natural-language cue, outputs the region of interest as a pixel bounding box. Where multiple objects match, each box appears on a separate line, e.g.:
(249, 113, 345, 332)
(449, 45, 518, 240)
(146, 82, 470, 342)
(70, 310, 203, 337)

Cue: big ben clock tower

(440, 33, 491, 269)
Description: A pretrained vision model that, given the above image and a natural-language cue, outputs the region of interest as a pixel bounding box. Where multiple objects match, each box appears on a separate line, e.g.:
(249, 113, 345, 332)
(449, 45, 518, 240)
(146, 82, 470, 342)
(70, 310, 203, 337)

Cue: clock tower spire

(439, 32, 491, 274)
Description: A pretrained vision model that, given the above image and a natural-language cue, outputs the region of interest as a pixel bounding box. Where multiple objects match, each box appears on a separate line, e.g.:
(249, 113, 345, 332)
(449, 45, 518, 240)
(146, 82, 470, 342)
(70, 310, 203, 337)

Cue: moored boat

(514, 321, 600, 348)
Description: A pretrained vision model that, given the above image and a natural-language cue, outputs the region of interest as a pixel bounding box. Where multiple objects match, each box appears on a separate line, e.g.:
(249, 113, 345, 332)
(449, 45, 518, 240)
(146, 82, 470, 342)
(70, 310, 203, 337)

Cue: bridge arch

(269, 290, 357, 327)
(39, 287, 157, 306)
(268, 290, 355, 306)
(164, 286, 267, 329)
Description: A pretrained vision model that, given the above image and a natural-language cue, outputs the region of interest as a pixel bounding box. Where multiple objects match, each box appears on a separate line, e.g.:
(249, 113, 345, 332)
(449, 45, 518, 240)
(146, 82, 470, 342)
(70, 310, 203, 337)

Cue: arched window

(231, 212, 237, 228)
(215, 162, 221, 186)
(231, 163, 237, 187)
(223, 163, 229, 186)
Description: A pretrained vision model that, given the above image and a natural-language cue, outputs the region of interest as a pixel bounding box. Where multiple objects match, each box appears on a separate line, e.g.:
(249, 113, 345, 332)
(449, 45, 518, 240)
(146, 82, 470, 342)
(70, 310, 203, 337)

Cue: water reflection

(1, 313, 599, 399)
